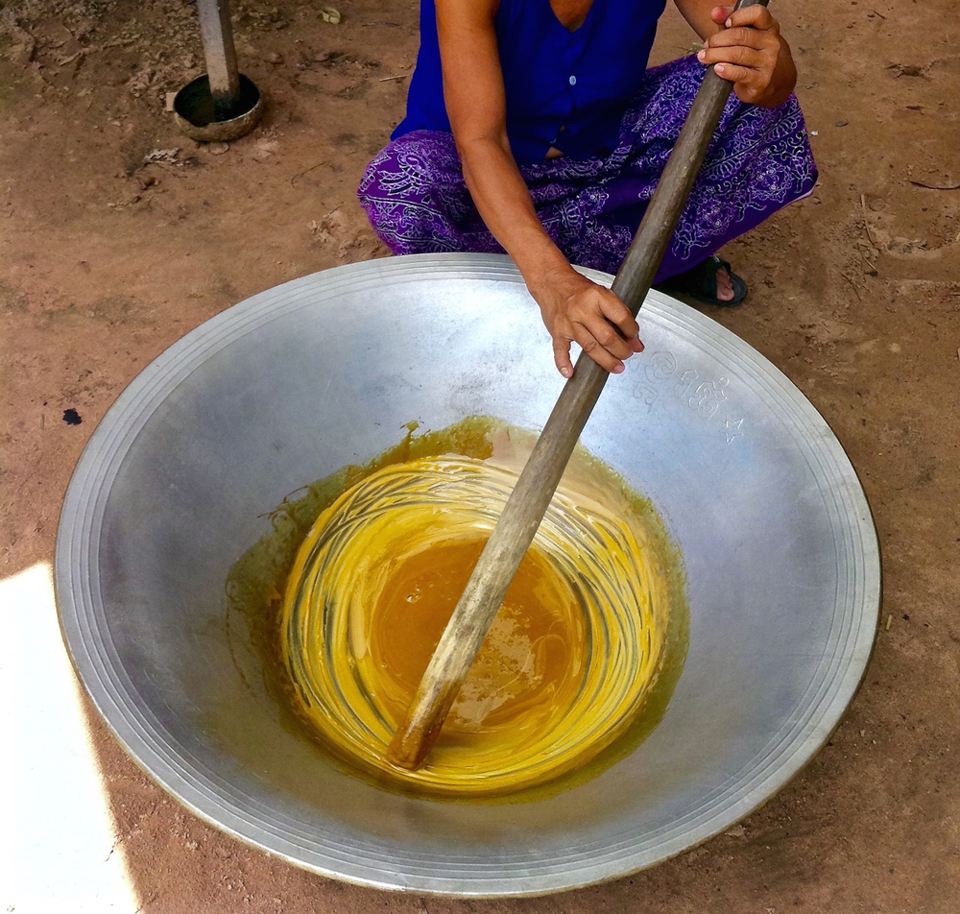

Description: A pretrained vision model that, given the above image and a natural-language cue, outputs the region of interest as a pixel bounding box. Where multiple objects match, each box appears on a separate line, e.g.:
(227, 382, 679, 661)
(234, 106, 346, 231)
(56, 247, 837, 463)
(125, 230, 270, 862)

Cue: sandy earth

(1, 0, 959, 911)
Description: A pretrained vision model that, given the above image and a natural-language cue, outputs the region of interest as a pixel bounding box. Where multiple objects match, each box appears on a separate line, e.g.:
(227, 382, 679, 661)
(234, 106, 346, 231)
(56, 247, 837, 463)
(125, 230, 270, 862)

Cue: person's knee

(359, 132, 459, 203)
(357, 145, 395, 209)
(358, 131, 465, 254)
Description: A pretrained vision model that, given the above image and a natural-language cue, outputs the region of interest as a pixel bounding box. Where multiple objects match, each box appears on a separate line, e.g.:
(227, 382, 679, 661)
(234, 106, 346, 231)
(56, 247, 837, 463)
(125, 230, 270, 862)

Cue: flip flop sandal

(657, 255, 748, 307)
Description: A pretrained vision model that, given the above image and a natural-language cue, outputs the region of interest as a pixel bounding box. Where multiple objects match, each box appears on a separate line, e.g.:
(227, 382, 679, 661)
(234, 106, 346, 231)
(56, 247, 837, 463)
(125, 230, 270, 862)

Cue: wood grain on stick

(197, 0, 241, 115)
(386, 0, 769, 771)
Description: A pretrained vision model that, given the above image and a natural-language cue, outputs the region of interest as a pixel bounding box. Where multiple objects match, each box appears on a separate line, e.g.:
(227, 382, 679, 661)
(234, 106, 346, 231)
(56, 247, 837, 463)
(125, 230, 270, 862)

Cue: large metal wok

(56, 253, 880, 896)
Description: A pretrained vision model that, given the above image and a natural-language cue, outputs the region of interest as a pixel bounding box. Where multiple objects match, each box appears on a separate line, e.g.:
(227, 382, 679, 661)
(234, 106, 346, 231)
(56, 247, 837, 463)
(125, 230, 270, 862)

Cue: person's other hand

(697, 4, 797, 108)
(530, 267, 644, 378)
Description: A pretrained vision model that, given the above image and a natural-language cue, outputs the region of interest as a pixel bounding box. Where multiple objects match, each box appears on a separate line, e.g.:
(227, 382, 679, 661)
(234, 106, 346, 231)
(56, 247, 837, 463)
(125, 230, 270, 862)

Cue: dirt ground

(1, 0, 958, 911)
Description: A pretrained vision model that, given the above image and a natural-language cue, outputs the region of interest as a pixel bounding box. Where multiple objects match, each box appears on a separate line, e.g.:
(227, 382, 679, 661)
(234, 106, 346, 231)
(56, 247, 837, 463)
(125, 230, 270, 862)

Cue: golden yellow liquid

(280, 442, 682, 797)
(368, 536, 585, 736)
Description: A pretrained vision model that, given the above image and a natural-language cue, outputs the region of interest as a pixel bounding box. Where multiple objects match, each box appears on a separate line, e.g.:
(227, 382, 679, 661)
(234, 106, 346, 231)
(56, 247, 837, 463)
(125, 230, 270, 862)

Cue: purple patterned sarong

(358, 56, 817, 282)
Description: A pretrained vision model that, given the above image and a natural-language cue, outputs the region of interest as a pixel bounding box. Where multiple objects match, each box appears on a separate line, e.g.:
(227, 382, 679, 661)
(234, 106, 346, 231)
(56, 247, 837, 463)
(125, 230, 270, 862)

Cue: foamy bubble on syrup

(281, 452, 677, 797)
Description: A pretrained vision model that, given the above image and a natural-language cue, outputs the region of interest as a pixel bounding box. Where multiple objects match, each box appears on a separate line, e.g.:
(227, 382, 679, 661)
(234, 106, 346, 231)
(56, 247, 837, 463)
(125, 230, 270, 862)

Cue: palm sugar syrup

(227, 417, 687, 799)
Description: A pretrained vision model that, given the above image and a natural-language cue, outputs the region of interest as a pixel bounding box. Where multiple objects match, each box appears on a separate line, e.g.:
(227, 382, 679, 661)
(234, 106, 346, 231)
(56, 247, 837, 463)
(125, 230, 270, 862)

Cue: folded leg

(358, 56, 818, 283)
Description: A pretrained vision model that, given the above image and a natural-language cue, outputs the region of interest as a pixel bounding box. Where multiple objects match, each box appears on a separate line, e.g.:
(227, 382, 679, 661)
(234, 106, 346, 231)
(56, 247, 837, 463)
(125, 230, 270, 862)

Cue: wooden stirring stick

(387, 0, 769, 770)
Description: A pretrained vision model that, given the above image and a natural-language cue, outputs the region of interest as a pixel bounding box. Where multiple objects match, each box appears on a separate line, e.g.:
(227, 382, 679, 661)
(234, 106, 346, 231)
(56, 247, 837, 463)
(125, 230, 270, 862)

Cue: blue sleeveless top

(393, 0, 667, 164)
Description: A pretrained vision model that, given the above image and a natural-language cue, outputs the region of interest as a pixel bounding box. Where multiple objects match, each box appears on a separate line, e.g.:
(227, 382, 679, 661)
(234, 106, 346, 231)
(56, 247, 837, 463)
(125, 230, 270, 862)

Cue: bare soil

(1, 0, 958, 911)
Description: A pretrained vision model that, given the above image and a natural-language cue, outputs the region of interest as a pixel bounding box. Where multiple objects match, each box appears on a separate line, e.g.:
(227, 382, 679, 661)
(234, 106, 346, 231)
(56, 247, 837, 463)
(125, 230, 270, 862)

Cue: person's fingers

(698, 39, 773, 103)
(585, 316, 635, 362)
(539, 276, 644, 375)
(710, 6, 734, 26)
(698, 44, 767, 73)
(596, 313, 641, 355)
(571, 290, 637, 362)
(596, 291, 641, 343)
(590, 312, 641, 359)
(712, 61, 768, 101)
(703, 26, 772, 52)
(724, 5, 776, 32)
(574, 328, 626, 374)
(552, 335, 574, 378)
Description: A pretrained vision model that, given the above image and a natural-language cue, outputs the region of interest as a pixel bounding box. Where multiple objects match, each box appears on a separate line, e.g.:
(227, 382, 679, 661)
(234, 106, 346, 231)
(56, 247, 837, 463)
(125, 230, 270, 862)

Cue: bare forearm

(456, 135, 641, 376)
(436, 0, 643, 376)
(457, 136, 568, 288)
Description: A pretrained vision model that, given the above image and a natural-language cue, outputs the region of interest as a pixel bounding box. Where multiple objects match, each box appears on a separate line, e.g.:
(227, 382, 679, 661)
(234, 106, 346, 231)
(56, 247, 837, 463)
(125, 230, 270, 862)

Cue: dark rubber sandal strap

(658, 255, 748, 307)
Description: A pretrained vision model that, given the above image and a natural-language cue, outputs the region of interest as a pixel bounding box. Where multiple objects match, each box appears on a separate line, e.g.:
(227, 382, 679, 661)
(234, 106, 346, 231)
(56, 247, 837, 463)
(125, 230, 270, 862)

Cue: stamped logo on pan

(627, 350, 746, 444)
